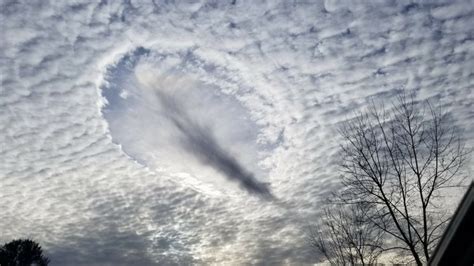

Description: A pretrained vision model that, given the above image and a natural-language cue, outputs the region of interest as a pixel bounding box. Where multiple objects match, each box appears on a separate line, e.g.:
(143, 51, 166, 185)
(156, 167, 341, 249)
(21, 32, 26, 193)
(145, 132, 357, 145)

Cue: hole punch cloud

(138, 67, 273, 198)
(101, 49, 272, 198)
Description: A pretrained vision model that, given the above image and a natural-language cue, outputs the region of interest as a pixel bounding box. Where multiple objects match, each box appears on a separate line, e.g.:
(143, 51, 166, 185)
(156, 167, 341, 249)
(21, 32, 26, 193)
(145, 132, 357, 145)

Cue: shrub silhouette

(0, 239, 50, 266)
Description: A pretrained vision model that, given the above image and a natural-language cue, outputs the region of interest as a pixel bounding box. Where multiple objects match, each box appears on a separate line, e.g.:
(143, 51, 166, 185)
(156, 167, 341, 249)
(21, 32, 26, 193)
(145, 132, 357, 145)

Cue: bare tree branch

(310, 91, 469, 265)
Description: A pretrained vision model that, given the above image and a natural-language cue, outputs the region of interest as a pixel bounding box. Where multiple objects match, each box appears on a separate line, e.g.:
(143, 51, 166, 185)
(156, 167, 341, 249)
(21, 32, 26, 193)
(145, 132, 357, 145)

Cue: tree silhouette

(309, 92, 469, 265)
(309, 201, 383, 265)
(0, 239, 50, 266)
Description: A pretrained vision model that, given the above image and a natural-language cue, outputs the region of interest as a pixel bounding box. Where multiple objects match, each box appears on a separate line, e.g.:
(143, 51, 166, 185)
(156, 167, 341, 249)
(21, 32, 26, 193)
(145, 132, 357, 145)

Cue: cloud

(1, 0, 473, 265)
(159, 88, 272, 198)
(100, 48, 271, 198)
(131, 56, 272, 198)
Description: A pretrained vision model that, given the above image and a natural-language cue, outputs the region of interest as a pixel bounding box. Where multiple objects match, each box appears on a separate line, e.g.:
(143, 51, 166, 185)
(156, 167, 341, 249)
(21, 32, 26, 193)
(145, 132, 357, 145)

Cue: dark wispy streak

(154, 89, 273, 199)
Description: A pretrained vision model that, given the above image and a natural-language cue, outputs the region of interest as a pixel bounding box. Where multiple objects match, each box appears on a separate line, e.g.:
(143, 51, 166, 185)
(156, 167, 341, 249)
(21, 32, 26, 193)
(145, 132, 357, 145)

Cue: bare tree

(309, 201, 383, 265)
(336, 93, 468, 265)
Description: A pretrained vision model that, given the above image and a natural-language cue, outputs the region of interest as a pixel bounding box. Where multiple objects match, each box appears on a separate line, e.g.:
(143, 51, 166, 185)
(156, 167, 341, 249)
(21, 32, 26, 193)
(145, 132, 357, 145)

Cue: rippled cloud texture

(1, 0, 473, 265)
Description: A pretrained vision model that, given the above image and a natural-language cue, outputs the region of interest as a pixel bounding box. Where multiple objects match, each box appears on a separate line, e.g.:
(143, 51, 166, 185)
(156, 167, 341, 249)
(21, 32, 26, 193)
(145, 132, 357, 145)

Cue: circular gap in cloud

(100, 47, 272, 198)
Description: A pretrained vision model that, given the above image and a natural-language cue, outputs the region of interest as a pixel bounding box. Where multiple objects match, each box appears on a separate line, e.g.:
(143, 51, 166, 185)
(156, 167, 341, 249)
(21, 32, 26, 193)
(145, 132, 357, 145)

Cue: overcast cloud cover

(1, 0, 473, 265)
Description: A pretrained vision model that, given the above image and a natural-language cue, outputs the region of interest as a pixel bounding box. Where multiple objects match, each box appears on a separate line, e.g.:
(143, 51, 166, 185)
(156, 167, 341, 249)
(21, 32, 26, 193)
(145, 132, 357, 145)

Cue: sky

(1, 0, 473, 265)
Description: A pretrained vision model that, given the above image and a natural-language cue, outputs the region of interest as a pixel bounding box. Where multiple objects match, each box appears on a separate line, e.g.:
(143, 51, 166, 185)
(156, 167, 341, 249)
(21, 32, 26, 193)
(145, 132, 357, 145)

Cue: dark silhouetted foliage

(0, 239, 50, 266)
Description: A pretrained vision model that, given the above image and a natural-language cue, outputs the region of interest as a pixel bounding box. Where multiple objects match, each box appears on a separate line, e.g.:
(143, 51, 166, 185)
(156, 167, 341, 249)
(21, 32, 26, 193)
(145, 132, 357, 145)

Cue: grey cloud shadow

(47, 226, 158, 266)
(46, 189, 200, 266)
(47, 223, 197, 266)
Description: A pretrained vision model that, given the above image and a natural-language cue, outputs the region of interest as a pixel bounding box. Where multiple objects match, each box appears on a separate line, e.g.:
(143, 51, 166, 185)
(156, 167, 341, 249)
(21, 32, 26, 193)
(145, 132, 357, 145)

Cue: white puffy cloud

(1, 0, 473, 264)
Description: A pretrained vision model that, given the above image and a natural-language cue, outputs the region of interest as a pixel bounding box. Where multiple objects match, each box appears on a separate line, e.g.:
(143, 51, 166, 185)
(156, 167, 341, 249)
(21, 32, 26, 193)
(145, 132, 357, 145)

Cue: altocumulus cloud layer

(1, 0, 473, 265)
